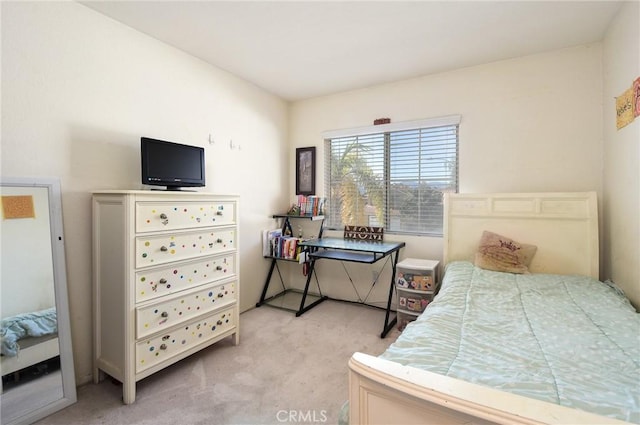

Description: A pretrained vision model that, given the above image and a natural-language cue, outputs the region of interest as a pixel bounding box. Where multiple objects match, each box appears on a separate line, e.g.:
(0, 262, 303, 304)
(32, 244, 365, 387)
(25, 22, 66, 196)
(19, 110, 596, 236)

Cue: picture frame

(296, 147, 316, 196)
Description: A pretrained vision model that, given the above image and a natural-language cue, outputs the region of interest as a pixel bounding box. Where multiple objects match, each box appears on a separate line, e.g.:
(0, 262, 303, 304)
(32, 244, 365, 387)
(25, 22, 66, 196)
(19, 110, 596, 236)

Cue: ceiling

(81, 1, 622, 101)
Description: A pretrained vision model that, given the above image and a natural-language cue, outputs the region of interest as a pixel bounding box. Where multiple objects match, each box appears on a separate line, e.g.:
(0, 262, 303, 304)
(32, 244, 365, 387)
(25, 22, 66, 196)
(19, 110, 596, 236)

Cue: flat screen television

(141, 137, 205, 190)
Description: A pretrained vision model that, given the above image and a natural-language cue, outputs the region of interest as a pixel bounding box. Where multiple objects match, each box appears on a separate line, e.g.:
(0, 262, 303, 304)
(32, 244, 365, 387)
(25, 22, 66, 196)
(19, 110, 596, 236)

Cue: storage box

(397, 288, 432, 313)
(396, 274, 434, 291)
(397, 310, 419, 331)
(395, 258, 439, 291)
(395, 259, 440, 331)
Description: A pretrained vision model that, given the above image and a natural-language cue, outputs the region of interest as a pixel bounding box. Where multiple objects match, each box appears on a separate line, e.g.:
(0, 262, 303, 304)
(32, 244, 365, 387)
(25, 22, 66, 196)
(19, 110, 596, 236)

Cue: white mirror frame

(1, 177, 77, 424)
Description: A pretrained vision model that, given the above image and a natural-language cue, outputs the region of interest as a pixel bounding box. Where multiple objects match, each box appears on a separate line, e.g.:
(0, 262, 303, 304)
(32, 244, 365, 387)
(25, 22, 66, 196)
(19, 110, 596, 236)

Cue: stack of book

(262, 229, 303, 260)
(295, 195, 325, 216)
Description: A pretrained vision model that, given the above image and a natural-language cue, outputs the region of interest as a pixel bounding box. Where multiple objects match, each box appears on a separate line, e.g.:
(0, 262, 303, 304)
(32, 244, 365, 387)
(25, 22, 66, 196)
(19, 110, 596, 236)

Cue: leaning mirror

(1, 177, 76, 425)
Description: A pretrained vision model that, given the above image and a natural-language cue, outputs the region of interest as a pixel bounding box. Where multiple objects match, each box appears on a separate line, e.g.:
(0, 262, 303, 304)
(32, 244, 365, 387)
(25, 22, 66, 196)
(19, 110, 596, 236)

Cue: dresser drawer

(135, 254, 236, 303)
(136, 281, 236, 339)
(135, 307, 235, 373)
(136, 201, 236, 232)
(397, 288, 433, 313)
(135, 227, 236, 268)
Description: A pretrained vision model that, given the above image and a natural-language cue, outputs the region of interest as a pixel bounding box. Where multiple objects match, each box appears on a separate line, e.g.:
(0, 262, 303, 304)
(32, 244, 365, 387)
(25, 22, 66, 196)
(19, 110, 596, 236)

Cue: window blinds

(324, 117, 459, 236)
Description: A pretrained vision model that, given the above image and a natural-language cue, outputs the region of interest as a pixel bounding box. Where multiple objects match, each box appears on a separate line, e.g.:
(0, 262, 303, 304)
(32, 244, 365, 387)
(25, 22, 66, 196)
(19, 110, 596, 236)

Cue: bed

(1, 307, 59, 376)
(348, 192, 640, 425)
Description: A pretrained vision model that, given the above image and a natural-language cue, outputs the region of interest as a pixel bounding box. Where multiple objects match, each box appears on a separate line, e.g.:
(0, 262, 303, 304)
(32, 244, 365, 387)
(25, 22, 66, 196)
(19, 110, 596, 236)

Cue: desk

(299, 237, 405, 338)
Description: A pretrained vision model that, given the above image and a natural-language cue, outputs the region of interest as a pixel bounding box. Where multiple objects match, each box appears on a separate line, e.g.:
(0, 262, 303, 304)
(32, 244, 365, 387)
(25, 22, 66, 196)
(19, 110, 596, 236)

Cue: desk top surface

(300, 237, 405, 254)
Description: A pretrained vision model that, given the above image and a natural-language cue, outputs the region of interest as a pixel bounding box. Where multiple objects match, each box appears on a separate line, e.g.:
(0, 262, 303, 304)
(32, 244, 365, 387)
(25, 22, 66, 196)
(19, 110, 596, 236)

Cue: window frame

(322, 115, 460, 237)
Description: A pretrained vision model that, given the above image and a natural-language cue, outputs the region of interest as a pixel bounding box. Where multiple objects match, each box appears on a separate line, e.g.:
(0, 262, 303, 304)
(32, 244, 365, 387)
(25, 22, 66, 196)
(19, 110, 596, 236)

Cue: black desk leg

(296, 258, 328, 317)
(381, 250, 400, 338)
(256, 259, 277, 307)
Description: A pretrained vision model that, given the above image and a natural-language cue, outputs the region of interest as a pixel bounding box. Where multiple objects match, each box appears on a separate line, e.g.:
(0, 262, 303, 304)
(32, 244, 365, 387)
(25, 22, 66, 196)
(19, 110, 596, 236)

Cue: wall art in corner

(296, 147, 315, 196)
(616, 76, 640, 130)
(633, 76, 640, 118)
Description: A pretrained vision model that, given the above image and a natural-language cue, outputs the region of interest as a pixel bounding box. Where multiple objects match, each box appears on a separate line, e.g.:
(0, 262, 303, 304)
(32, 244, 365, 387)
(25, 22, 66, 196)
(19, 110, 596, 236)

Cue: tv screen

(141, 137, 205, 190)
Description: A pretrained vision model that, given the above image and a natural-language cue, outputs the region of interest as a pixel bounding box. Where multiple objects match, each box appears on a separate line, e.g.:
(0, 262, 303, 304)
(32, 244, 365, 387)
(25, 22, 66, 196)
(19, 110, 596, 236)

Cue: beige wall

(1, 2, 289, 384)
(602, 1, 640, 308)
(288, 45, 605, 301)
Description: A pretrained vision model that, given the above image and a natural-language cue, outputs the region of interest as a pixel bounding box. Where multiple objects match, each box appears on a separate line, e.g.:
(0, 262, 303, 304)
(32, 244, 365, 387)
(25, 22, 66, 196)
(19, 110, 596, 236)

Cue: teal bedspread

(381, 261, 640, 423)
(1, 307, 57, 357)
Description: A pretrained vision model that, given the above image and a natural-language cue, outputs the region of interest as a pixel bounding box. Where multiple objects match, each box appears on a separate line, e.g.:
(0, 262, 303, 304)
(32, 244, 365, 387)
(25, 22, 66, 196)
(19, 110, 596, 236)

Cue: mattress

(381, 261, 640, 423)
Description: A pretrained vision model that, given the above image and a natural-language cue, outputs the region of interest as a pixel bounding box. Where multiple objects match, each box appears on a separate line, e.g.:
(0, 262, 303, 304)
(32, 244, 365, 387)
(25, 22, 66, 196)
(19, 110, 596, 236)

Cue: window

(323, 116, 459, 236)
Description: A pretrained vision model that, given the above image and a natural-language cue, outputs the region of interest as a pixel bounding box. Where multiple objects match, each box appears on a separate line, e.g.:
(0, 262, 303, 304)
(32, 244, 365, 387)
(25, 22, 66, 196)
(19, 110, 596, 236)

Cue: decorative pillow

(474, 231, 537, 274)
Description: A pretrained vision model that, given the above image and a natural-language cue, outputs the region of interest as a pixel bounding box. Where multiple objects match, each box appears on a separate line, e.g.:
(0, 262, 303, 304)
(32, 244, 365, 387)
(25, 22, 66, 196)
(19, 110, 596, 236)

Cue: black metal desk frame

(256, 214, 326, 316)
(298, 237, 406, 338)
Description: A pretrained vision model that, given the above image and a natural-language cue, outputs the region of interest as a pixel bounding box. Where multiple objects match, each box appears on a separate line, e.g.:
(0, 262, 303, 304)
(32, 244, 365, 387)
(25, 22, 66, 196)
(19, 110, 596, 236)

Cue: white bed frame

(349, 192, 632, 425)
(1, 335, 60, 376)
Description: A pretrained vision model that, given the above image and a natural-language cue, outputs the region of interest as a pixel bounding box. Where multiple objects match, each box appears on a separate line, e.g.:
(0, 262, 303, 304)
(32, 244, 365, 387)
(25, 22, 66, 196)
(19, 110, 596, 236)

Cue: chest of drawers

(92, 191, 239, 404)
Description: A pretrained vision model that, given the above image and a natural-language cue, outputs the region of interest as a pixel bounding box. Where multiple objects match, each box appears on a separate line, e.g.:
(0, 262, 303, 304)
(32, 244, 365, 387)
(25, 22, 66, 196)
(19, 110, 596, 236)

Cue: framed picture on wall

(296, 147, 315, 196)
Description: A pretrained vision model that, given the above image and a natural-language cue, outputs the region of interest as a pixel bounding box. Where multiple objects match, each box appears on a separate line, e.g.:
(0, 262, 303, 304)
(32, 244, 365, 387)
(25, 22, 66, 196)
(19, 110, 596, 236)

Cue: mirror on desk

(1, 177, 76, 425)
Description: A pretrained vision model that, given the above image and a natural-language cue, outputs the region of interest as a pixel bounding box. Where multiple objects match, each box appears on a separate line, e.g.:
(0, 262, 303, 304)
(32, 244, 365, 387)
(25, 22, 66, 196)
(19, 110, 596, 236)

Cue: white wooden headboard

(443, 192, 599, 279)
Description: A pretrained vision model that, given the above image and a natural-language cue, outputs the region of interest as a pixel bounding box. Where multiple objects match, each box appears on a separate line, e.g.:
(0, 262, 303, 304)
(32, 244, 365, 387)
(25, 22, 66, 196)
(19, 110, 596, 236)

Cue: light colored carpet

(37, 301, 400, 425)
